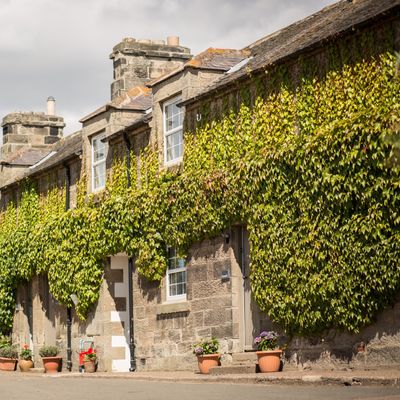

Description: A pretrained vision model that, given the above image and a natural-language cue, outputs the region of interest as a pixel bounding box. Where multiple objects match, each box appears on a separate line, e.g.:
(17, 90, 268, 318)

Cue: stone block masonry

(1, 112, 64, 157)
(109, 37, 191, 100)
(132, 232, 242, 371)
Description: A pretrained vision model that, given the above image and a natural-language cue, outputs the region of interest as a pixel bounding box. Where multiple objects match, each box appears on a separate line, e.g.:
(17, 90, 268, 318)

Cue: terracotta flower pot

(0, 357, 17, 371)
(256, 350, 282, 373)
(196, 354, 220, 374)
(19, 359, 34, 372)
(84, 360, 96, 373)
(42, 356, 62, 373)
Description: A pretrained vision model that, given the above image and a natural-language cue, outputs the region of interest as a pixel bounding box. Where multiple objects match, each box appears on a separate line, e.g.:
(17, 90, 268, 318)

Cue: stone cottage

(1, 0, 400, 372)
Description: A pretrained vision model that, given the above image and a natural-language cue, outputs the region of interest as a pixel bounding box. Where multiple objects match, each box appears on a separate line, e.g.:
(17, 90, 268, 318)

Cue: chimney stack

(167, 36, 180, 46)
(109, 37, 191, 100)
(47, 96, 55, 116)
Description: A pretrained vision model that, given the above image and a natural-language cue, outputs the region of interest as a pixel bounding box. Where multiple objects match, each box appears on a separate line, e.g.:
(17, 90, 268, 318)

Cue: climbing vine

(0, 50, 399, 337)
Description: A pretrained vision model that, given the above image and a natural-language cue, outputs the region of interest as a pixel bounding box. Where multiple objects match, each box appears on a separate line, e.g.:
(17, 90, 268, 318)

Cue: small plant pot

(42, 356, 62, 373)
(83, 360, 96, 373)
(256, 350, 282, 373)
(196, 354, 220, 374)
(0, 357, 17, 371)
(19, 359, 34, 372)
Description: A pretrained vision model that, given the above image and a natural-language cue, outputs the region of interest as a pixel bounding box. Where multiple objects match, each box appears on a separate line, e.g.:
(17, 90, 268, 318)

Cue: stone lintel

(155, 301, 190, 316)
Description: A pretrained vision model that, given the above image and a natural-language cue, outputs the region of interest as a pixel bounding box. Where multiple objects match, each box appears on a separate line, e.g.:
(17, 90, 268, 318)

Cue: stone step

(26, 367, 45, 374)
(231, 352, 258, 365)
(209, 364, 258, 375)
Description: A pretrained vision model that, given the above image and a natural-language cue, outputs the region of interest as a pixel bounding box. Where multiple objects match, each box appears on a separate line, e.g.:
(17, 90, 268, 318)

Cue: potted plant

(19, 344, 34, 372)
(193, 337, 220, 374)
(254, 331, 282, 373)
(0, 343, 18, 371)
(39, 345, 62, 373)
(83, 351, 97, 373)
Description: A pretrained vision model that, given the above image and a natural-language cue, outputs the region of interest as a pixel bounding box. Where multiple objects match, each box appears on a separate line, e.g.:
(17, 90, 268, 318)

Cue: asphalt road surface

(1, 375, 400, 400)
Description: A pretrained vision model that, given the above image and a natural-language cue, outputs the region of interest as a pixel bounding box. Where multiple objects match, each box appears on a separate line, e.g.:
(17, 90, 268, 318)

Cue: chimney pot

(47, 96, 55, 116)
(167, 36, 179, 46)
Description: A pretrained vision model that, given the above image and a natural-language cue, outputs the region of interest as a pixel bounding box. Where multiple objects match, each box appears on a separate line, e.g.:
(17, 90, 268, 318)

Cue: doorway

(240, 227, 261, 351)
(109, 254, 130, 371)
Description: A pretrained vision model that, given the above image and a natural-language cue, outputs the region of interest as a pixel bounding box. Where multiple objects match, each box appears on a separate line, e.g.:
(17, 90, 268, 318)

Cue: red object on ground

(79, 346, 96, 367)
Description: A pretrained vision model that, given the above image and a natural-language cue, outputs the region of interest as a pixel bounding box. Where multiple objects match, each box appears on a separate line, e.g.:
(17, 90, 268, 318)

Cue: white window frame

(163, 96, 183, 166)
(91, 132, 107, 192)
(166, 248, 187, 302)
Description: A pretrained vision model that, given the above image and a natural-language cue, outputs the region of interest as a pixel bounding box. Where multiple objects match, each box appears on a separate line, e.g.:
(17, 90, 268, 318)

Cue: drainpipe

(240, 225, 247, 351)
(64, 163, 72, 372)
(123, 131, 136, 372)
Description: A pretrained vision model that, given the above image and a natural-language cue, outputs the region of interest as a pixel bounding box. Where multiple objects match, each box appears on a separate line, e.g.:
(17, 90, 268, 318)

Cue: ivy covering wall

(0, 50, 399, 337)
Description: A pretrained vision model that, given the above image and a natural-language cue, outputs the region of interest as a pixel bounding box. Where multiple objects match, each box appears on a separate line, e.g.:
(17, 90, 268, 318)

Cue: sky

(0, 0, 337, 135)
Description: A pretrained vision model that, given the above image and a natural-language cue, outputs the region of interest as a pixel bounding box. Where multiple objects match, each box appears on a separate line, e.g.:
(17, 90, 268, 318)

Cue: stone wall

(133, 231, 243, 371)
(278, 296, 400, 370)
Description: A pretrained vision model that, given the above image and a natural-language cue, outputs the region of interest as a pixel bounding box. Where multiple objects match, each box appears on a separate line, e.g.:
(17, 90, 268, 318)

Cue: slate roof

(1, 148, 51, 167)
(147, 48, 249, 87)
(183, 0, 400, 106)
(0, 131, 83, 188)
(80, 86, 151, 123)
(28, 130, 82, 175)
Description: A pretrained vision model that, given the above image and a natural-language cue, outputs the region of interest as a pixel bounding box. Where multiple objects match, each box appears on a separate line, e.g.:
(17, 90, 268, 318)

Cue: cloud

(0, 0, 336, 134)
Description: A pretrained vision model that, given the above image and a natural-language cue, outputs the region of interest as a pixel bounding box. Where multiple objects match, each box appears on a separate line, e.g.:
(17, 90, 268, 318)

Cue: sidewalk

(4, 368, 400, 386)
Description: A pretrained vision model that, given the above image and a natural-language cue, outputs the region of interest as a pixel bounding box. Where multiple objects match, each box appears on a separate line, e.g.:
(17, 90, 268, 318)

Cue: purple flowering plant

(193, 337, 219, 356)
(253, 331, 278, 351)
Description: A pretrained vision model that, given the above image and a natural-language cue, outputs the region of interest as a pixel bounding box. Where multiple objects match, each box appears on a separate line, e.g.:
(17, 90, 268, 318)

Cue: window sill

(156, 301, 190, 316)
(163, 157, 183, 168)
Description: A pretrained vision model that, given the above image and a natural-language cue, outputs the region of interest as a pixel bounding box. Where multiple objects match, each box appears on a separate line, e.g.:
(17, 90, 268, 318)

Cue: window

(163, 96, 183, 164)
(91, 133, 107, 191)
(1, 126, 8, 147)
(166, 248, 186, 301)
(50, 127, 59, 136)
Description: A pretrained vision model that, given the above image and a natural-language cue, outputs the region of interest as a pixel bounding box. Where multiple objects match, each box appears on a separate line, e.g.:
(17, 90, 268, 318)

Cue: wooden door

(241, 227, 261, 350)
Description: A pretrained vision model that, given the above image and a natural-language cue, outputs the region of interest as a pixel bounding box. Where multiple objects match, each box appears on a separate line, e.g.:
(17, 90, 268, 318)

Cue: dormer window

(163, 96, 183, 165)
(91, 132, 107, 191)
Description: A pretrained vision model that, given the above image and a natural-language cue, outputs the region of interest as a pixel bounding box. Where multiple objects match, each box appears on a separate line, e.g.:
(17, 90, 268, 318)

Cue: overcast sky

(0, 0, 336, 134)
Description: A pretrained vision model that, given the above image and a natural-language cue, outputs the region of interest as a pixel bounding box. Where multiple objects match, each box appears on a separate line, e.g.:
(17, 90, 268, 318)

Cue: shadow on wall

(137, 274, 159, 303)
(277, 294, 400, 368)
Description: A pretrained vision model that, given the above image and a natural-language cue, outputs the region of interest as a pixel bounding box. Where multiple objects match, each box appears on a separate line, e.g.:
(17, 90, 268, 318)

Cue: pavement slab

(1, 368, 400, 387)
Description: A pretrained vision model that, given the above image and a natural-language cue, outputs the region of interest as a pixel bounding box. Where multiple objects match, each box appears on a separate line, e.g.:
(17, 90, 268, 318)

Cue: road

(1, 375, 400, 400)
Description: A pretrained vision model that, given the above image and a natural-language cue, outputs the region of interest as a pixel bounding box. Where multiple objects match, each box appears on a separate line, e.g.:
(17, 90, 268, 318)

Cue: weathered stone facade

(0, 110, 65, 188)
(110, 37, 191, 100)
(132, 231, 244, 371)
(1, 112, 64, 156)
(2, 0, 400, 374)
(282, 297, 400, 370)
